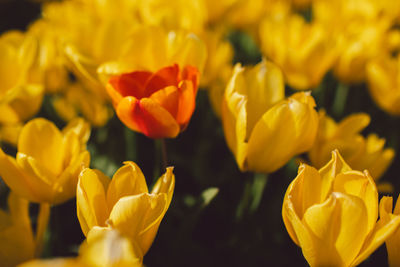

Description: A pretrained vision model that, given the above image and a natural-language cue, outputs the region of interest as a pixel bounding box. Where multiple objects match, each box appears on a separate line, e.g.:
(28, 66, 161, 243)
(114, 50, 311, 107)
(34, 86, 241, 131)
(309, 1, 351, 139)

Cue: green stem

(124, 127, 137, 162)
(35, 202, 50, 257)
(332, 83, 349, 118)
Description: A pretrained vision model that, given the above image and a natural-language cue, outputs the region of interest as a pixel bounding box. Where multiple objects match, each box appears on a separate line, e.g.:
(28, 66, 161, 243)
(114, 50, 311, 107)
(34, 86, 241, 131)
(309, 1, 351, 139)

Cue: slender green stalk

(35, 202, 50, 257)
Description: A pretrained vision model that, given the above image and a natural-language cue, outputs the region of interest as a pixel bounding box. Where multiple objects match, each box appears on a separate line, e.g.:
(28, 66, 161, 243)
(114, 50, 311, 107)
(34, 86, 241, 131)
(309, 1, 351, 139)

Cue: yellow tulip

(0, 118, 90, 204)
(259, 13, 337, 90)
(137, 0, 206, 33)
(76, 162, 174, 256)
(382, 196, 400, 267)
(367, 54, 400, 116)
(200, 28, 233, 117)
(52, 82, 113, 127)
(309, 111, 394, 181)
(97, 25, 207, 82)
(0, 192, 35, 267)
(19, 229, 143, 267)
(222, 60, 318, 173)
(333, 19, 392, 84)
(0, 31, 44, 144)
(283, 150, 400, 267)
(26, 19, 69, 93)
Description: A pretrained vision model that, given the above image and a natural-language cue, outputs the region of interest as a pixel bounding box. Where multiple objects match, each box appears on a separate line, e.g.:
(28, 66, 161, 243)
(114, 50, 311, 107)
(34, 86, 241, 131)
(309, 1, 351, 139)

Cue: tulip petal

(352, 196, 400, 266)
(145, 64, 180, 96)
(333, 170, 378, 234)
(247, 93, 317, 173)
(84, 228, 143, 267)
(302, 192, 369, 267)
(182, 65, 200, 92)
(108, 71, 153, 100)
(335, 113, 370, 138)
(149, 85, 179, 119)
(245, 59, 285, 136)
(54, 150, 90, 205)
(0, 148, 52, 203)
(282, 164, 321, 246)
(116, 96, 180, 138)
(18, 118, 64, 177)
(151, 167, 175, 207)
(176, 80, 196, 127)
(108, 193, 168, 255)
(106, 161, 149, 209)
(318, 150, 352, 201)
(77, 168, 110, 236)
(221, 64, 248, 170)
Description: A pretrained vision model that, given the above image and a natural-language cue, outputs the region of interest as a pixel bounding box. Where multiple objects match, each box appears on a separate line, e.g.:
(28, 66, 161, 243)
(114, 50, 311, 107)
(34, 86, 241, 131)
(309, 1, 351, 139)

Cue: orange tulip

(107, 64, 199, 138)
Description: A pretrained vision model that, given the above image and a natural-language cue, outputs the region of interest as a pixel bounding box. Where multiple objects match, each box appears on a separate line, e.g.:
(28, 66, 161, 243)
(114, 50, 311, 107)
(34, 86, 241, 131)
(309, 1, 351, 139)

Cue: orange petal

(108, 71, 153, 101)
(149, 86, 179, 119)
(182, 65, 200, 92)
(144, 64, 180, 96)
(116, 96, 180, 138)
(176, 80, 196, 128)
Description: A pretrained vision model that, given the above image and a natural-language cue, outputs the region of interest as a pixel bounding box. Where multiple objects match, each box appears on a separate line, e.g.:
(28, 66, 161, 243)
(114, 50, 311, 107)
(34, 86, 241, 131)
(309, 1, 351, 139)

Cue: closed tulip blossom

(222, 60, 318, 173)
(76, 161, 175, 257)
(309, 111, 394, 182)
(382, 195, 400, 267)
(107, 64, 199, 138)
(283, 150, 400, 267)
(0, 118, 90, 204)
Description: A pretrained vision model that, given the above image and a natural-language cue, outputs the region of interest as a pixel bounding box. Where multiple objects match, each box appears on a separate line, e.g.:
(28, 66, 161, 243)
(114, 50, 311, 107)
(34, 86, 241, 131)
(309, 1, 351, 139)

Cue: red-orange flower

(107, 64, 199, 138)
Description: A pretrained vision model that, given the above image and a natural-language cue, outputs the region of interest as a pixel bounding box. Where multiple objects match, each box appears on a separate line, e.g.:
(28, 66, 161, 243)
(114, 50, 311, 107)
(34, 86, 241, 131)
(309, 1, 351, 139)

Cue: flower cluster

(0, 0, 400, 266)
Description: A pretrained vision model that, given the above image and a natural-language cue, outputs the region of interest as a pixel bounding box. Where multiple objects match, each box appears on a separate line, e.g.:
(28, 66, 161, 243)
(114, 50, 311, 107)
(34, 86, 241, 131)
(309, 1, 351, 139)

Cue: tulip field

(1, 0, 400, 266)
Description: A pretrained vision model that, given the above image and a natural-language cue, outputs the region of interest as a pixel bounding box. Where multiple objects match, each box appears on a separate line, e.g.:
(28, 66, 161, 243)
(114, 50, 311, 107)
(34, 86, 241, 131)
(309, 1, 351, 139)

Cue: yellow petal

(62, 117, 91, 146)
(106, 161, 149, 209)
(246, 92, 318, 173)
(107, 193, 168, 255)
(18, 258, 82, 267)
(77, 168, 110, 236)
(151, 166, 175, 206)
(54, 150, 90, 205)
(0, 148, 52, 202)
(282, 164, 321, 245)
(333, 170, 378, 234)
(353, 196, 400, 266)
(335, 113, 370, 138)
(318, 150, 352, 201)
(83, 228, 143, 267)
(302, 192, 369, 267)
(18, 118, 64, 176)
(221, 64, 248, 170)
(245, 59, 285, 136)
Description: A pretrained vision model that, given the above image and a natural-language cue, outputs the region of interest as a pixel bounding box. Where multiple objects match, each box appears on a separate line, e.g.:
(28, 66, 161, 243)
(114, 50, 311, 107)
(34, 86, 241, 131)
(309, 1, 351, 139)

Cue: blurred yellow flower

(77, 162, 174, 256)
(137, 0, 206, 33)
(283, 150, 400, 267)
(19, 229, 143, 267)
(333, 19, 393, 84)
(97, 25, 207, 81)
(0, 118, 90, 204)
(26, 19, 69, 93)
(0, 192, 35, 267)
(200, 28, 233, 117)
(222, 60, 318, 173)
(259, 13, 337, 90)
(0, 31, 44, 145)
(367, 54, 400, 116)
(52, 82, 113, 127)
(308, 111, 394, 181)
